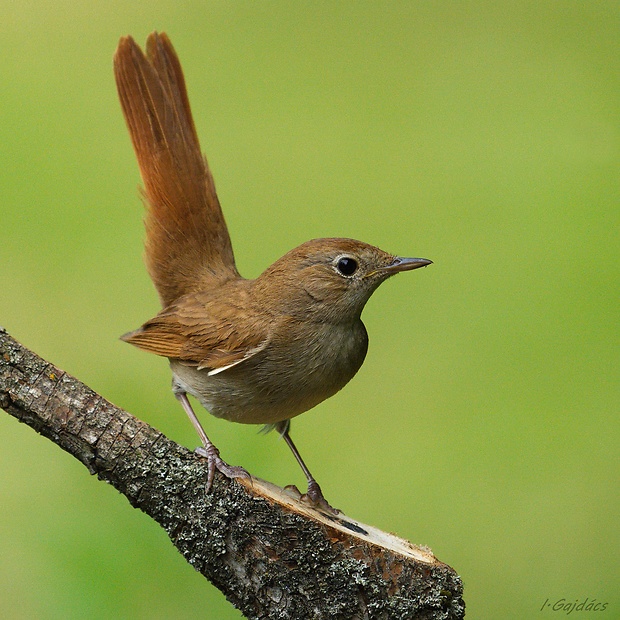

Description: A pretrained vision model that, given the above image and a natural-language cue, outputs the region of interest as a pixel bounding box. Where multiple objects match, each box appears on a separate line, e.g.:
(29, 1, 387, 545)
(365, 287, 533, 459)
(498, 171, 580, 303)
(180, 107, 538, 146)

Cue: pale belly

(170, 320, 368, 425)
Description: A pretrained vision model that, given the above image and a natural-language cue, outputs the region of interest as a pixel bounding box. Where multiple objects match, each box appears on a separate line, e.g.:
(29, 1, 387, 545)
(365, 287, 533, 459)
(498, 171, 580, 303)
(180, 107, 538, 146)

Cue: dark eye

(336, 257, 358, 276)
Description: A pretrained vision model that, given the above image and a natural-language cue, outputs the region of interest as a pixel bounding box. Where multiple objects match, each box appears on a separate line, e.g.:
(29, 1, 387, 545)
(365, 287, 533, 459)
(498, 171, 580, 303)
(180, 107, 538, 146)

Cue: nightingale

(114, 32, 431, 512)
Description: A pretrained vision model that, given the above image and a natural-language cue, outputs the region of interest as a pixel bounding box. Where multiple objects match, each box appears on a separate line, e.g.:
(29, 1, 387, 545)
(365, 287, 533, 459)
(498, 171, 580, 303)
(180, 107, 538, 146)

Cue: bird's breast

(170, 319, 368, 425)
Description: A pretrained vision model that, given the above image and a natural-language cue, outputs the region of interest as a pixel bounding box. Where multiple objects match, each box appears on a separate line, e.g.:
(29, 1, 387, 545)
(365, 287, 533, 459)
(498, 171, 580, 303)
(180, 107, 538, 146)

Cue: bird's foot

(195, 445, 251, 492)
(300, 480, 340, 515)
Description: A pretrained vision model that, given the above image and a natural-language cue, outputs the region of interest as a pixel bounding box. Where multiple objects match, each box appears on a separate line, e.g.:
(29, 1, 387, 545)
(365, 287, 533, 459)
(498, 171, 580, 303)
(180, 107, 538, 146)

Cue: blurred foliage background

(1, 2, 618, 618)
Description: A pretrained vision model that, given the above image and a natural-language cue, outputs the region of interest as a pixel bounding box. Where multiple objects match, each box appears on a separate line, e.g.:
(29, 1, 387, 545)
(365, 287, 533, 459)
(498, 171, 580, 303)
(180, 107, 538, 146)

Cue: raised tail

(114, 33, 239, 307)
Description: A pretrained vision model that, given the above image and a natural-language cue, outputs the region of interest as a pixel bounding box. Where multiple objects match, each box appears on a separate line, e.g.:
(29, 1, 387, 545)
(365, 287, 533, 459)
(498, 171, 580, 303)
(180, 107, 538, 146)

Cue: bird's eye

(336, 257, 358, 276)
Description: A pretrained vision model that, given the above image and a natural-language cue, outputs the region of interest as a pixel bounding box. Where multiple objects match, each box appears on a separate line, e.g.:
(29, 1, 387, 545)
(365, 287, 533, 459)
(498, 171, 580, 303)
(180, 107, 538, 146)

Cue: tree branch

(0, 327, 464, 619)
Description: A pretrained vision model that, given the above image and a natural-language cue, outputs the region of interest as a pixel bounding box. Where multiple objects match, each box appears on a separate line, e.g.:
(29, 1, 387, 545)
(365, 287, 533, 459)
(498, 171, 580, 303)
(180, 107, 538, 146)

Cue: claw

(175, 391, 251, 491)
(301, 480, 340, 515)
(194, 445, 251, 492)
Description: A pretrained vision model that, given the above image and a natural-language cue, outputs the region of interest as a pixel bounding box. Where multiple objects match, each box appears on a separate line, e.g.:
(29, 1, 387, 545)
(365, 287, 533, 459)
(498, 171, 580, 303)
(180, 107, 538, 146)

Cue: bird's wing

(121, 290, 271, 374)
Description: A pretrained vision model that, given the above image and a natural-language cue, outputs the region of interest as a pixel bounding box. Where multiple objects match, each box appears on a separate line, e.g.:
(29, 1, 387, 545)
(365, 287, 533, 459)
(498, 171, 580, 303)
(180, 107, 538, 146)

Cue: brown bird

(114, 32, 431, 512)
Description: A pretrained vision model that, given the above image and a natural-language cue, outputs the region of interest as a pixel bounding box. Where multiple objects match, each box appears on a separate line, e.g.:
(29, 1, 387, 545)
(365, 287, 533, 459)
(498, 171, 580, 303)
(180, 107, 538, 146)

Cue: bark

(0, 327, 465, 619)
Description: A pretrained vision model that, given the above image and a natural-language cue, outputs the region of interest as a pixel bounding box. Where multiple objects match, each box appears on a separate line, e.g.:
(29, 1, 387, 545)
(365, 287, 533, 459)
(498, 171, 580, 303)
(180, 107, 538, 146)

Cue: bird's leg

(276, 420, 339, 514)
(175, 391, 251, 491)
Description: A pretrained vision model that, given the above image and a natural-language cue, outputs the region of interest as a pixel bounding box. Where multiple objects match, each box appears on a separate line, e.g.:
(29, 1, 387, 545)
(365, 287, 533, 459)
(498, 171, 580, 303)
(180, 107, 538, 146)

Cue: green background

(1, 2, 618, 618)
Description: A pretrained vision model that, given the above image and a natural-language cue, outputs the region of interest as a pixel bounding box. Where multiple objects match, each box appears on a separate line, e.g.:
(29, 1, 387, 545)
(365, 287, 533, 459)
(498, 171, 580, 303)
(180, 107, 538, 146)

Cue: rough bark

(0, 327, 465, 619)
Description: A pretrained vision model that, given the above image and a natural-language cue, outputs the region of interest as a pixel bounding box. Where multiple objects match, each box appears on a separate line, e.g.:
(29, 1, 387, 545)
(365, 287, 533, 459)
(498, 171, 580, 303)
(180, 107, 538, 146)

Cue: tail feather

(114, 33, 238, 307)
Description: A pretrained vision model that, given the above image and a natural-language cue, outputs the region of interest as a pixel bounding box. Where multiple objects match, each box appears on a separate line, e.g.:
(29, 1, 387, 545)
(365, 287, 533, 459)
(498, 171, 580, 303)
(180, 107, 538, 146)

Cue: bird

(114, 32, 431, 512)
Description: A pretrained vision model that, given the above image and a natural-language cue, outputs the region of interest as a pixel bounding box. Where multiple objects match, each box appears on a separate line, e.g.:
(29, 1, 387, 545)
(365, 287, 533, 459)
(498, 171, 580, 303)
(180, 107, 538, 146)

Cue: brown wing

(114, 33, 238, 306)
(121, 287, 270, 373)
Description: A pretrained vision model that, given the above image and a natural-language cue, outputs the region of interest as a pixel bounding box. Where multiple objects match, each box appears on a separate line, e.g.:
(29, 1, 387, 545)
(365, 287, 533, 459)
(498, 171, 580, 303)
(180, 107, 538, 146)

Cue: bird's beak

(381, 256, 433, 274)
